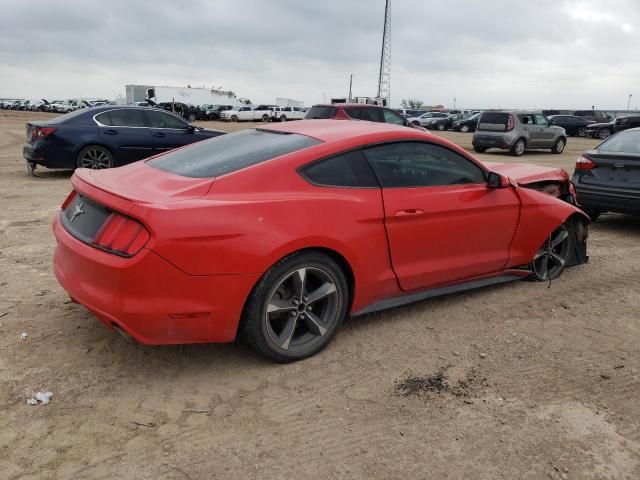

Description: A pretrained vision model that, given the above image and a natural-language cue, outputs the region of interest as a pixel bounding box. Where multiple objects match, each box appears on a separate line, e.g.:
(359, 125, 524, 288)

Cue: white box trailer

(276, 97, 304, 108)
(145, 86, 240, 107)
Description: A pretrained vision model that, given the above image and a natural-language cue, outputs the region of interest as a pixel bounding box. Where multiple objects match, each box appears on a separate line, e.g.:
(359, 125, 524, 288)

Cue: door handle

(394, 209, 425, 218)
(153, 132, 166, 138)
(103, 129, 118, 135)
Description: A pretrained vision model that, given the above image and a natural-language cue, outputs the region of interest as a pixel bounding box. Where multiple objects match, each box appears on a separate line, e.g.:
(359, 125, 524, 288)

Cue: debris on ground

(27, 391, 53, 405)
(20, 332, 28, 340)
(130, 420, 157, 428)
(183, 407, 212, 413)
(395, 367, 480, 398)
(395, 370, 449, 396)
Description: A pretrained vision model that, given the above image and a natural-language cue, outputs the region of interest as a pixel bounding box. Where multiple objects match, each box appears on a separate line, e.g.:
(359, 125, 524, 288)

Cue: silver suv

(472, 111, 567, 156)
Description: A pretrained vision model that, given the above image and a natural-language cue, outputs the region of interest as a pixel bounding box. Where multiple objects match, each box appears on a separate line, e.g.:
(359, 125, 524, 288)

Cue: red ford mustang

(53, 120, 589, 362)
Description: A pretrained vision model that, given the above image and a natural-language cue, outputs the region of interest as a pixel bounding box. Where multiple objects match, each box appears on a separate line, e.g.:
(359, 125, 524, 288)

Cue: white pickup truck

(220, 104, 278, 122)
(270, 106, 306, 122)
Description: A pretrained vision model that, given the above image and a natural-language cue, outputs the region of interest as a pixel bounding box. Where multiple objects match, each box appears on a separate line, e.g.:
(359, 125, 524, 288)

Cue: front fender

(507, 186, 589, 268)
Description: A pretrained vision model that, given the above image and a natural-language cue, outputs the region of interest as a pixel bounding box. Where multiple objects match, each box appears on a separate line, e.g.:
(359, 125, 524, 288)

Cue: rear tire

(241, 251, 349, 363)
(261, 114, 270, 123)
(280, 115, 287, 122)
(412, 121, 420, 127)
(460, 125, 470, 133)
(76, 145, 114, 169)
(552, 137, 566, 154)
(510, 138, 526, 156)
(436, 123, 446, 131)
(230, 115, 238, 122)
(577, 127, 587, 137)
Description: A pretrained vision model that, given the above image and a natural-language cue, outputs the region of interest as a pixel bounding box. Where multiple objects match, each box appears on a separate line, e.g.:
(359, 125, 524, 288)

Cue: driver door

(363, 141, 521, 291)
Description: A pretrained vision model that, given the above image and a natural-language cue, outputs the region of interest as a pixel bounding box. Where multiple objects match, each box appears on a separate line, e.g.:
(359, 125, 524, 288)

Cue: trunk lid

(578, 150, 640, 188)
(74, 163, 215, 204)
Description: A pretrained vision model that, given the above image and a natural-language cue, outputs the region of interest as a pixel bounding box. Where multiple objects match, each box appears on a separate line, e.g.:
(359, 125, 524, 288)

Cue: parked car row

(18, 92, 640, 362)
(1, 98, 112, 113)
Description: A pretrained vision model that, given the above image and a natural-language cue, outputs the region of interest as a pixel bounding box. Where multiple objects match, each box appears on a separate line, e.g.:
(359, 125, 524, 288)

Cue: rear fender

(507, 186, 589, 268)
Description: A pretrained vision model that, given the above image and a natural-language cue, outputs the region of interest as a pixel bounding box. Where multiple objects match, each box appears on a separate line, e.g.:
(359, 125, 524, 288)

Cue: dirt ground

(1, 110, 639, 480)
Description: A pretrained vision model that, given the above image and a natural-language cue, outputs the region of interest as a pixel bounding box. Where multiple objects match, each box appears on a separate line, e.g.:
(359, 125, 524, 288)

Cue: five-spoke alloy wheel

(242, 251, 348, 362)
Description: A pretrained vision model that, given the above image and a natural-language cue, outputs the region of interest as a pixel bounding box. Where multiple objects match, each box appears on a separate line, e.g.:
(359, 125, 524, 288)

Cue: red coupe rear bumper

(53, 215, 259, 344)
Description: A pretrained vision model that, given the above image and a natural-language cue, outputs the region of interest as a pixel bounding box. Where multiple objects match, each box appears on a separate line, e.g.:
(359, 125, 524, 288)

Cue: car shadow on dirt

(593, 213, 640, 234)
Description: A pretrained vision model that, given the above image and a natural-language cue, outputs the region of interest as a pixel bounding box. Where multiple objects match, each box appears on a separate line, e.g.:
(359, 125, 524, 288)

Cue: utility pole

(376, 0, 391, 106)
(348, 74, 353, 102)
(453, 98, 457, 110)
(628, 94, 633, 110)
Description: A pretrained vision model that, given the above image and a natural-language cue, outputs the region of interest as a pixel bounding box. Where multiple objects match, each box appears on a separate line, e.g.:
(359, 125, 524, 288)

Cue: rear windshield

(478, 112, 510, 131)
(45, 108, 92, 124)
(305, 106, 338, 119)
(148, 129, 322, 178)
(598, 130, 640, 154)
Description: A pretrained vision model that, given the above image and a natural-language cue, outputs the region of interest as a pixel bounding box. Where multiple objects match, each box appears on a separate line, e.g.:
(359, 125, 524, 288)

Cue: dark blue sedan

(23, 106, 225, 172)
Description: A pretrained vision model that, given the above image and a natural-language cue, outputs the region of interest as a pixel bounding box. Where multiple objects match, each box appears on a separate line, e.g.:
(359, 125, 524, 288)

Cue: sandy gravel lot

(1, 110, 639, 479)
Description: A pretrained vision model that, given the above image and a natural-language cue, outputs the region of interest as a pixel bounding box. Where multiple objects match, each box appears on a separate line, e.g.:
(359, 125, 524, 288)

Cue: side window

(363, 142, 485, 188)
(145, 110, 188, 129)
(382, 109, 406, 125)
(95, 109, 146, 127)
(518, 114, 534, 125)
(534, 114, 549, 126)
(301, 150, 378, 188)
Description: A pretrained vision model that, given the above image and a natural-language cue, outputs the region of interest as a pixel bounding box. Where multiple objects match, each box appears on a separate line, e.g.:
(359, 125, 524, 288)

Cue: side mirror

(487, 171, 507, 188)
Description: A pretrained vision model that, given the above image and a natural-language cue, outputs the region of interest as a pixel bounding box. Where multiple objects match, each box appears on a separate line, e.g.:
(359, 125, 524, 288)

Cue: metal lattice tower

(377, 0, 391, 106)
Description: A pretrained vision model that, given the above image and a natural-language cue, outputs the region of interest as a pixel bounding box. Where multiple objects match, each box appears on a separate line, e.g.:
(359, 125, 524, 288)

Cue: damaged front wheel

(530, 224, 574, 281)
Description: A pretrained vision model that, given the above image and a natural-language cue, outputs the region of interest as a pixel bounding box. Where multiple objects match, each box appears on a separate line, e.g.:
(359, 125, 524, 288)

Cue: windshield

(148, 128, 323, 178)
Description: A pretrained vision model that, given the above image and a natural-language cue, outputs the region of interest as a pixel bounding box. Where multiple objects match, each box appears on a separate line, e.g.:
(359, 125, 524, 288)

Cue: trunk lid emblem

(70, 202, 85, 223)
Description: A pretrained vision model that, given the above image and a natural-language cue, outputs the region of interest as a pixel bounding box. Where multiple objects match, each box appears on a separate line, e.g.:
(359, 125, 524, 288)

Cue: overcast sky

(1, 0, 638, 109)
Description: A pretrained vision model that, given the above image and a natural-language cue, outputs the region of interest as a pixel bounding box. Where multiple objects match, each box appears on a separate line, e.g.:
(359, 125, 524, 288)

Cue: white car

(50, 101, 75, 113)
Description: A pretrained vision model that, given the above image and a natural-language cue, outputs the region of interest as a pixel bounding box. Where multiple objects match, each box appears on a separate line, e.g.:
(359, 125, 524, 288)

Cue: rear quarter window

(148, 129, 322, 178)
(301, 150, 378, 187)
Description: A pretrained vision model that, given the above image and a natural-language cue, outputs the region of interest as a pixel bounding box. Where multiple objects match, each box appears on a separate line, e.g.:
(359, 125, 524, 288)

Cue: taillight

(93, 212, 149, 257)
(576, 156, 596, 170)
(61, 190, 77, 210)
(31, 126, 57, 141)
(506, 114, 515, 132)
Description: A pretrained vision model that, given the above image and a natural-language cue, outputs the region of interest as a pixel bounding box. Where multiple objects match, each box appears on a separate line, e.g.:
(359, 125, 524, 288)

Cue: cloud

(0, 0, 638, 109)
